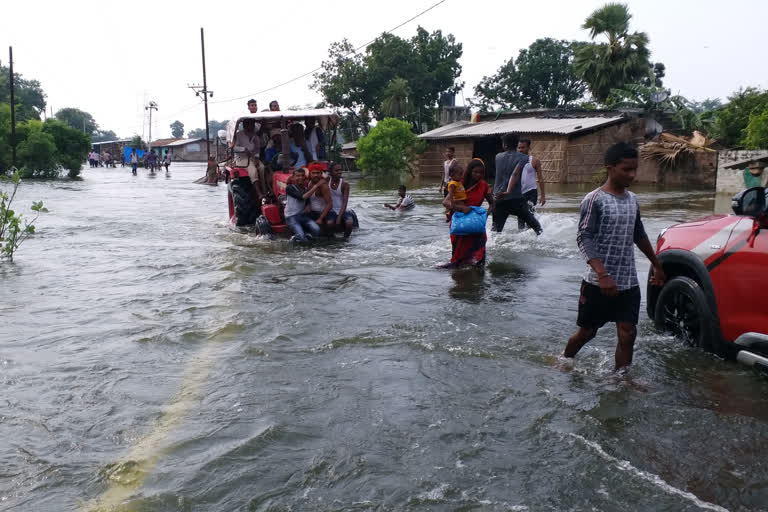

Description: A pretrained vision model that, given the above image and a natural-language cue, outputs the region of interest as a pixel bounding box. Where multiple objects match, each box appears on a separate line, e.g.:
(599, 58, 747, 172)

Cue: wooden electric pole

(188, 28, 214, 158)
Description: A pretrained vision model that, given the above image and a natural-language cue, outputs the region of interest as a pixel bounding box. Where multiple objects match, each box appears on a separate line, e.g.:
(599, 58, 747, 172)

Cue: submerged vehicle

(224, 109, 352, 237)
(648, 186, 768, 370)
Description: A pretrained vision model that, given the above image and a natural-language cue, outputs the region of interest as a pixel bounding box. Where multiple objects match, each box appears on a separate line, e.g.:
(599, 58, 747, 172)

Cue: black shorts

(577, 281, 641, 329)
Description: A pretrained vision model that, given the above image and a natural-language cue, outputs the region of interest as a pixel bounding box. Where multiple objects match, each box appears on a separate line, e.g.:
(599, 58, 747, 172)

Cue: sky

(2, 0, 767, 141)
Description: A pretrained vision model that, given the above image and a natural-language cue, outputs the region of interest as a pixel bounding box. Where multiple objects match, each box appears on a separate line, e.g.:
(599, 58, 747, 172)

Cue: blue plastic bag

(450, 207, 488, 236)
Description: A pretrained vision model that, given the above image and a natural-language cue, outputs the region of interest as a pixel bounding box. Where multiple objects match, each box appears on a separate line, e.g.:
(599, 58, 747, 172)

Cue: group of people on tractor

(228, 100, 355, 241)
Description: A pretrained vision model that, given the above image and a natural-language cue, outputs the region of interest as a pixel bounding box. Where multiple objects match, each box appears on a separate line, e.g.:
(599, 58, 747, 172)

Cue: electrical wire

(208, 0, 449, 106)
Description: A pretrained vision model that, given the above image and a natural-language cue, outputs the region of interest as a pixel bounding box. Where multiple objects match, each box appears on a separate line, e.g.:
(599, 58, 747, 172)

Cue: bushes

(1, 171, 47, 261)
(356, 118, 426, 177)
(0, 105, 90, 179)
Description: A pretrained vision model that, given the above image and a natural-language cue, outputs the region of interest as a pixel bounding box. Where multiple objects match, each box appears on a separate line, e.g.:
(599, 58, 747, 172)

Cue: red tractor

(648, 186, 768, 370)
(224, 109, 344, 237)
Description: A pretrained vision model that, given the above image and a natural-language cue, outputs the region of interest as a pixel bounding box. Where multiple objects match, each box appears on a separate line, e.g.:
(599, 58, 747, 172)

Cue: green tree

(188, 120, 228, 139)
(42, 119, 91, 178)
(0, 66, 47, 121)
(743, 109, 768, 149)
(474, 38, 586, 111)
(573, 3, 651, 103)
(380, 78, 411, 119)
(356, 118, 426, 177)
(714, 88, 768, 147)
(55, 107, 98, 135)
(170, 120, 184, 138)
(92, 130, 118, 142)
(129, 135, 147, 151)
(17, 121, 58, 178)
(314, 27, 463, 132)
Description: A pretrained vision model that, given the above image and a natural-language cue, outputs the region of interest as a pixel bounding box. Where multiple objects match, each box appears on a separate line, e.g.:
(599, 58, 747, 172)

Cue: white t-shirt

(521, 155, 537, 194)
(443, 159, 455, 183)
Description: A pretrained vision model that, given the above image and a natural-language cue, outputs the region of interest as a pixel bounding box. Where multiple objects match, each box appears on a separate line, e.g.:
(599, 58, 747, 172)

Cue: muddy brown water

(1, 163, 766, 511)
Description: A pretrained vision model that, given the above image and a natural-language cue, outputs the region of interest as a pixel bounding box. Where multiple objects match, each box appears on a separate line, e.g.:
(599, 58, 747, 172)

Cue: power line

(208, 0, 449, 106)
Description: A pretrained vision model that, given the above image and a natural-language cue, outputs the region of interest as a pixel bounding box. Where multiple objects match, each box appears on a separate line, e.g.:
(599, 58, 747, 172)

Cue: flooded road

(2, 164, 767, 511)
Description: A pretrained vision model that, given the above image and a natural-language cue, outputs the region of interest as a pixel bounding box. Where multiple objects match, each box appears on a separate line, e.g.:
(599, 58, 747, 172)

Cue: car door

(714, 212, 768, 341)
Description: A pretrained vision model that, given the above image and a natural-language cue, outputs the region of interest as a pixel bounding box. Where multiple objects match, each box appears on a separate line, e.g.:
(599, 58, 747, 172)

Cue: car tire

(230, 177, 258, 226)
(654, 276, 718, 353)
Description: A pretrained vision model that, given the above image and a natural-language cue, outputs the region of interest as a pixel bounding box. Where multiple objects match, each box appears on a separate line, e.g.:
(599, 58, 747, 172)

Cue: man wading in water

(564, 143, 666, 372)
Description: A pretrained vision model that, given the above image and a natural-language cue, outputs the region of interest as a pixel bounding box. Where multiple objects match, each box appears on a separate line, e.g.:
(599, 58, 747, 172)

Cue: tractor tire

(255, 215, 273, 236)
(230, 177, 258, 226)
(654, 276, 719, 354)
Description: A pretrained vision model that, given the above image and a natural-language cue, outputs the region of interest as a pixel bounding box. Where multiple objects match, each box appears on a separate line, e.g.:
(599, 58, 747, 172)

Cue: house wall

(716, 150, 768, 193)
(174, 141, 209, 162)
(565, 120, 644, 184)
(636, 150, 718, 188)
(524, 135, 568, 183)
(417, 139, 474, 178)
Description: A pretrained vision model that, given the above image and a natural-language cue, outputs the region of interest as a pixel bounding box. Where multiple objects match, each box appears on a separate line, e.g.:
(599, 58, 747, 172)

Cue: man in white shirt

(517, 138, 546, 230)
(439, 146, 456, 197)
(233, 118, 264, 198)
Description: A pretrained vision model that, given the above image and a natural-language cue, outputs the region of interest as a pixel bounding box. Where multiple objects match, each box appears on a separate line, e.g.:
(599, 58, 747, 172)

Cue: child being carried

(443, 162, 468, 222)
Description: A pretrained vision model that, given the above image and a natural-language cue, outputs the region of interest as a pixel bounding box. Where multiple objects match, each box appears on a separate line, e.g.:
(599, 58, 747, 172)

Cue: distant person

(439, 146, 456, 196)
(206, 155, 218, 184)
(163, 153, 171, 172)
(384, 185, 415, 211)
(492, 133, 542, 235)
(284, 168, 324, 241)
(247, 98, 258, 113)
(517, 138, 546, 230)
(564, 143, 666, 372)
(327, 163, 357, 238)
(120, 150, 126, 167)
(269, 100, 280, 112)
(130, 149, 138, 175)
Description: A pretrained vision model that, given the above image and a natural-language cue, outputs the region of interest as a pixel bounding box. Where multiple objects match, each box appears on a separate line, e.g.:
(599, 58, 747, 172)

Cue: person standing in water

(517, 139, 546, 230)
(492, 134, 542, 235)
(327, 163, 357, 238)
(439, 147, 456, 197)
(564, 143, 666, 372)
(130, 149, 138, 175)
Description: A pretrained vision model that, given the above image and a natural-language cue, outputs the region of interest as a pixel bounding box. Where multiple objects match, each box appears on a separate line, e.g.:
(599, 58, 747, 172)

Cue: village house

(417, 110, 647, 184)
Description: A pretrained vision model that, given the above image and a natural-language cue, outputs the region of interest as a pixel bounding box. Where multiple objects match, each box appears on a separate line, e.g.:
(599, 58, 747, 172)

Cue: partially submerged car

(224, 109, 352, 237)
(648, 186, 768, 370)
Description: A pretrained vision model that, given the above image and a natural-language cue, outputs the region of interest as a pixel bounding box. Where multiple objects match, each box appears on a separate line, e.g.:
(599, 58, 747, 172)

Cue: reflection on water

(0, 164, 765, 511)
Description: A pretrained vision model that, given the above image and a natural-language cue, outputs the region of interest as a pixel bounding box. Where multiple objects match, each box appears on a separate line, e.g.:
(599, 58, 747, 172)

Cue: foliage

(17, 122, 58, 178)
(55, 107, 98, 135)
(356, 118, 426, 177)
(129, 135, 148, 151)
(713, 88, 768, 147)
(573, 3, 651, 103)
(92, 130, 118, 142)
(187, 120, 228, 139)
(743, 109, 768, 149)
(170, 120, 184, 138)
(41, 119, 91, 178)
(474, 38, 586, 111)
(380, 78, 411, 119)
(313, 26, 463, 132)
(0, 65, 47, 121)
(0, 171, 47, 261)
(337, 109, 372, 143)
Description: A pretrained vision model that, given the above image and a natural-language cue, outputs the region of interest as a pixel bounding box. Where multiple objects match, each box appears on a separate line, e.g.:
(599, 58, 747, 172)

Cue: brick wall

(565, 121, 644, 184)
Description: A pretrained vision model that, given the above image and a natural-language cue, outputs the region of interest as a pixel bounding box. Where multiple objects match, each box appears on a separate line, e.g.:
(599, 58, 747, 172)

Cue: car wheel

(654, 276, 717, 353)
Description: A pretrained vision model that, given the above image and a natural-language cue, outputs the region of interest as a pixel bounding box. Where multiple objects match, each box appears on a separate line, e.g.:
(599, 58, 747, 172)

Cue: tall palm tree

(573, 3, 651, 103)
(380, 78, 411, 119)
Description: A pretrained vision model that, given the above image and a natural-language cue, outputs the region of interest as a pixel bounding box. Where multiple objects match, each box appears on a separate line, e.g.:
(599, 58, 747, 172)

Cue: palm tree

(573, 3, 651, 103)
(380, 78, 411, 119)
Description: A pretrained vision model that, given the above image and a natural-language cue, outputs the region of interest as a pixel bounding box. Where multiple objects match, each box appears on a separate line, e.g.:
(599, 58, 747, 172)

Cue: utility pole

(188, 27, 213, 158)
(9, 47, 17, 168)
(145, 101, 158, 150)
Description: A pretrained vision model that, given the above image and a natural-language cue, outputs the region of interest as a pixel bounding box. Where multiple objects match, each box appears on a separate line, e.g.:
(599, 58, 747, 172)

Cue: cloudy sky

(2, 0, 766, 140)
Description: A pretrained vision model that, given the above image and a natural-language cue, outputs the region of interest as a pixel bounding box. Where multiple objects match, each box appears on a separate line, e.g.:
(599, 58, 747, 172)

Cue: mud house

(417, 110, 646, 183)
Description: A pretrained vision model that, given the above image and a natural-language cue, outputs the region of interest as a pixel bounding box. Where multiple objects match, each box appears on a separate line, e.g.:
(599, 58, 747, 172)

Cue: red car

(648, 186, 768, 370)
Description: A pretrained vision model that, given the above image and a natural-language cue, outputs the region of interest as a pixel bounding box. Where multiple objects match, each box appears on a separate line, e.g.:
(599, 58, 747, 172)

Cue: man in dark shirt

(492, 134, 543, 234)
(284, 168, 323, 241)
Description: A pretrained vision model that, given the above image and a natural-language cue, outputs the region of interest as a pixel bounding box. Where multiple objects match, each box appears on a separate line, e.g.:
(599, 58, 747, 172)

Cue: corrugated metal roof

(167, 138, 204, 147)
(419, 115, 626, 139)
(150, 138, 183, 147)
(722, 151, 768, 169)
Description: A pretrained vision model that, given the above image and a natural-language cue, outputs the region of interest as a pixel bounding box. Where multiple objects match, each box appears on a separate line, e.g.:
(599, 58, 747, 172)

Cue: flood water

(2, 163, 767, 511)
